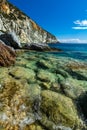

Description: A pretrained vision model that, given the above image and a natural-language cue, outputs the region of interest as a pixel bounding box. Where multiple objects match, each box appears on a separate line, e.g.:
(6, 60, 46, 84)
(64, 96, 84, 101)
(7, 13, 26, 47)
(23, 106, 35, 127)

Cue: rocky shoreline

(0, 1, 87, 130)
(0, 27, 86, 130)
(0, 32, 61, 67)
(0, 51, 87, 130)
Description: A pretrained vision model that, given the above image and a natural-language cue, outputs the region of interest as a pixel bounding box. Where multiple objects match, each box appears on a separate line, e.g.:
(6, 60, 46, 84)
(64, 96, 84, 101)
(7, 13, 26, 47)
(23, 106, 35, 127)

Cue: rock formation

(0, 0, 58, 44)
(0, 2, 10, 14)
(0, 40, 16, 66)
(0, 32, 21, 49)
(23, 43, 51, 51)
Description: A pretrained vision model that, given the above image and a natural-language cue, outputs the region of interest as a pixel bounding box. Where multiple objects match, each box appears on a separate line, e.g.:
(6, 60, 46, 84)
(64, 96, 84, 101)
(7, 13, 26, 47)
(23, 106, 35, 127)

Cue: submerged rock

(40, 90, 84, 129)
(0, 78, 42, 130)
(0, 40, 16, 66)
(23, 123, 45, 130)
(60, 78, 86, 99)
(37, 69, 57, 83)
(0, 52, 87, 129)
(37, 59, 53, 69)
(9, 66, 36, 83)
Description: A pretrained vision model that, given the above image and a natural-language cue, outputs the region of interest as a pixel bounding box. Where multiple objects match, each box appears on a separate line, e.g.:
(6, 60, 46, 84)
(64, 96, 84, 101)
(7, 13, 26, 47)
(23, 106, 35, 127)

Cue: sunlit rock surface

(0, 1, 58, 44)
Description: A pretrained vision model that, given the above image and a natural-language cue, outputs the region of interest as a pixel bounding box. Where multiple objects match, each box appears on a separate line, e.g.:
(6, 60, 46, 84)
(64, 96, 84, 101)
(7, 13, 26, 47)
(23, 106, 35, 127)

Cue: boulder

(0, 32, 21, 49)
(0, 40, 16, 66)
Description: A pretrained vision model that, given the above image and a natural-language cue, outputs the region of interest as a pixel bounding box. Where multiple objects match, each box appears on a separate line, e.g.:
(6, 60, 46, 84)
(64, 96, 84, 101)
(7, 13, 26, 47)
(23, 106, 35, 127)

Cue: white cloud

(72, 26, 87, 30)
(59, 38, 87, 43)
(72, 19, 87, 30)
(74, 20, 87, 26)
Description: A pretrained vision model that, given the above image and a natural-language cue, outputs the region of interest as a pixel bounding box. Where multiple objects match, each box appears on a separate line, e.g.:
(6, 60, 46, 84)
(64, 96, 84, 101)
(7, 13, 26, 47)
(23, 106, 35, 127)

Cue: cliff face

(0, 1, 58, 43)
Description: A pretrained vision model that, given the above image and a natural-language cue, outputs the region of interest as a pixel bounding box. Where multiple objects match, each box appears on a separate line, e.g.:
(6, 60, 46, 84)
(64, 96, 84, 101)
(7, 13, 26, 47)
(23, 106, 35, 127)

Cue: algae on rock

(40, 90, 83, 129)
(0, 52, 87, 129)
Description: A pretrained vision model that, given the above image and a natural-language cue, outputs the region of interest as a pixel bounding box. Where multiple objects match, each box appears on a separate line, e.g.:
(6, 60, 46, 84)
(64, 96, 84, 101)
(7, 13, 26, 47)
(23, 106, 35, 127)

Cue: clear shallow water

(49, 43, 87, 62)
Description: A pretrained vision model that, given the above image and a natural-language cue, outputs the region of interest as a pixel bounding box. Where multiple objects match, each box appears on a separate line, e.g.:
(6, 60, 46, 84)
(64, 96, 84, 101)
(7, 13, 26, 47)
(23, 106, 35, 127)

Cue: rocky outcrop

(23, 43, 62, 51)
(0, 32, 21, 49)
(0, 1, 58, 44)
(23, 43, 51, 51)
(0, 40, 16, 66)
(0, 32, 60, 51)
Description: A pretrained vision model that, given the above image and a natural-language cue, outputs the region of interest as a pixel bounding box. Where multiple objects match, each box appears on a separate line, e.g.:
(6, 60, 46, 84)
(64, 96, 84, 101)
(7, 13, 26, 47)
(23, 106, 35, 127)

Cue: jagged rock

(0, 32, 21, 49)
(0, 1, 58, 44)
(0, 40, 16, 66)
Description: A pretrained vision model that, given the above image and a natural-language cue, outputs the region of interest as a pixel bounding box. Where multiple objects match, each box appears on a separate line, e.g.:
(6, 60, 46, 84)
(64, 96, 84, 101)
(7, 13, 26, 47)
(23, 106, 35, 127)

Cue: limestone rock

(0, 1, 58, 44)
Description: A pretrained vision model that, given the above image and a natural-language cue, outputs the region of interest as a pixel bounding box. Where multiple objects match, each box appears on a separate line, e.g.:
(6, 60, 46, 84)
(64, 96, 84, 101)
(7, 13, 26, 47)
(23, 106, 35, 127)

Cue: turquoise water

(49, 43, 87, 61)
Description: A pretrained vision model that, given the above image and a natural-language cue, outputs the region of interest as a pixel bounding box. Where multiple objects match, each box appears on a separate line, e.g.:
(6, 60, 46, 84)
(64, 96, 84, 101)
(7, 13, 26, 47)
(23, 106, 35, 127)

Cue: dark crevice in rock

(36, 62, 49, 70)
(8, 72, 20, 79)
(77, 92, 87, 123)
(55, 69, 69, 78)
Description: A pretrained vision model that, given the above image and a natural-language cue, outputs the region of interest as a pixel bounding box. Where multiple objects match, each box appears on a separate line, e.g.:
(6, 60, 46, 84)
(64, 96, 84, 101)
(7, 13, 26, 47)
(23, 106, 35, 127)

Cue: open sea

(49, 43, 87, 62)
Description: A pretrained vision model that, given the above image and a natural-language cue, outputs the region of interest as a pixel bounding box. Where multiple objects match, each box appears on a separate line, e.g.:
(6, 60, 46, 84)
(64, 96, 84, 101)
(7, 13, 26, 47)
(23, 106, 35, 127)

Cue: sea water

(49, 43, 87, 62)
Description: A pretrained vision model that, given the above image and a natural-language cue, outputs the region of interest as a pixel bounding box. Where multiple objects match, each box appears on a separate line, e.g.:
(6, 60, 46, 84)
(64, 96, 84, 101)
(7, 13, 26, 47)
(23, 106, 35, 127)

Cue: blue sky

(9, 0, 87, 43)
